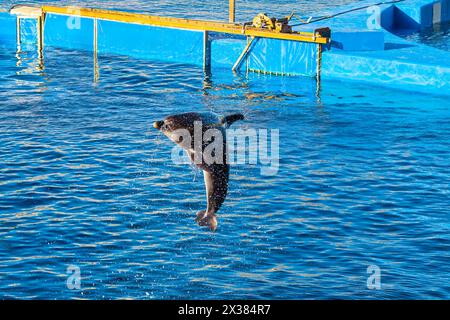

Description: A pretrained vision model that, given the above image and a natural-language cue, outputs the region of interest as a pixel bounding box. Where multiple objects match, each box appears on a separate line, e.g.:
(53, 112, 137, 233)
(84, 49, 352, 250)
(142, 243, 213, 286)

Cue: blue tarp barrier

(248, 38, 318, 76)
(5, 12, 319, 77)
(98, 20, 204, 66)
(44, 13, 94, 51)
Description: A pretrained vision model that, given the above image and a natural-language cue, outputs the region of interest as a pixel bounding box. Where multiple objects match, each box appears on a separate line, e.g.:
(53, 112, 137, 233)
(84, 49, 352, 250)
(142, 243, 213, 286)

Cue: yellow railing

(41, 5, 329, 44)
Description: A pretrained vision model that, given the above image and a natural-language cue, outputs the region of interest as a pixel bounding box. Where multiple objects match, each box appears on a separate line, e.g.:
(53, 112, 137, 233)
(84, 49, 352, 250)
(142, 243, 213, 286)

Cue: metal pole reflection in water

(36, 15, 44, 71)
(93, 18, 100, 83)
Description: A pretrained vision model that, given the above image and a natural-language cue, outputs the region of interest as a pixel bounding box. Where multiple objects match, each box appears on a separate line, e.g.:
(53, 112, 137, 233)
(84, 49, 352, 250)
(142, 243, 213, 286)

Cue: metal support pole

(229, 0, 235, 23)
(316, 44, 323, 100)
(37, 15, 44, 69)
(37, 16, 44, 51)
(16, 17, 21, 53)
(93, 18, 99, 82)
(203, 30, 211, 74)
(316, 44, 322, 82)
(232, 36, 257, 72)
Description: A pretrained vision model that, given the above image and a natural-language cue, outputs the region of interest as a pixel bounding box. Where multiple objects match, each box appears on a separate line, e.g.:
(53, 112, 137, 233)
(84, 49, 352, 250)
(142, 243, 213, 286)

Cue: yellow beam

(41, 5, 329, 44)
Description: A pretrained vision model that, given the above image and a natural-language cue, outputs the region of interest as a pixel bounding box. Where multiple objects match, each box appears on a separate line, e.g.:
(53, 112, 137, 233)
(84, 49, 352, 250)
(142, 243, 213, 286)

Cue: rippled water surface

(1, 1, 450, 300)
(406, 22, 450, 51)
(2, 0, 355, 20)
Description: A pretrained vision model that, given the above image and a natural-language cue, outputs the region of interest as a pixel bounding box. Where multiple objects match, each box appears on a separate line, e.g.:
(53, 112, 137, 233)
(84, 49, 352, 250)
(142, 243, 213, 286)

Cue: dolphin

(153, 112, 244, 231)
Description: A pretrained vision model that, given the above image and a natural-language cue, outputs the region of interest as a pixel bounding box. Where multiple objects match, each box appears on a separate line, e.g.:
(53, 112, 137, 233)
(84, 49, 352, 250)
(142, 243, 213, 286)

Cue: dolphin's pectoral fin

(196, 210, 218, 231)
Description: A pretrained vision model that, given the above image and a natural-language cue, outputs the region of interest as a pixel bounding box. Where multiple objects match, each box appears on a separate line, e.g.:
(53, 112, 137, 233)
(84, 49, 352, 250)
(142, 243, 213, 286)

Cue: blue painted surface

(331, 31, 385, 51)
(294, 0, 450, 94)
(397, 0, 450, 26)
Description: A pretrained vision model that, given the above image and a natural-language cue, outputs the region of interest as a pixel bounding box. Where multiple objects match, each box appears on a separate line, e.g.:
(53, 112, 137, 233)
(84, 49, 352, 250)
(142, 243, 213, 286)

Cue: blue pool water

(405, 22, 450, 51)
(1, 1, 450, 300)
(2, 0, 355, 20)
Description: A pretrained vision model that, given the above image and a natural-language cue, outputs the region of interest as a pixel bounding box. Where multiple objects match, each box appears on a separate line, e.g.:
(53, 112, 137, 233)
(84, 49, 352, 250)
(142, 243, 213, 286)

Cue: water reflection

(405, 22, 450, 51)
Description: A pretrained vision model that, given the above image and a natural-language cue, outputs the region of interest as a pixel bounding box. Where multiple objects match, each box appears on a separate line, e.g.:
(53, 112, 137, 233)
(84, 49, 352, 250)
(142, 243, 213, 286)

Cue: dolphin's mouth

(153, 120, 164, 130)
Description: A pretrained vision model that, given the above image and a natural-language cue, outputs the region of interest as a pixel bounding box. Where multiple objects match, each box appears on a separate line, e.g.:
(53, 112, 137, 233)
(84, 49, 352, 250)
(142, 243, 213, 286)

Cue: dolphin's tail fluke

(196, 210, 218, 231)
(221, 113, 245, 128)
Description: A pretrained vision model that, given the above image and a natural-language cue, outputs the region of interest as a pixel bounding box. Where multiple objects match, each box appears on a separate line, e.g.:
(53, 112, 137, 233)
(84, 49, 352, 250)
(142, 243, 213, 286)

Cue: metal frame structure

(40, 5, 329, 44)
(10, 4, 331, 79)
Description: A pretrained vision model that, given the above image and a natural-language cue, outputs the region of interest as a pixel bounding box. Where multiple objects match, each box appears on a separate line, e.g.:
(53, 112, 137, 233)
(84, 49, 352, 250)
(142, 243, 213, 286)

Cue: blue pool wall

(295, 0, 450, 95)
(381, 0, 450, 32)
(397, 0, 450, 29)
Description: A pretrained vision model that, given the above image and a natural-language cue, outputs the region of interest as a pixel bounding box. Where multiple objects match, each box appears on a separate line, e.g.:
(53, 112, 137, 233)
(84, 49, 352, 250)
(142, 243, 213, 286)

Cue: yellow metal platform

(40, 5, 329, 44)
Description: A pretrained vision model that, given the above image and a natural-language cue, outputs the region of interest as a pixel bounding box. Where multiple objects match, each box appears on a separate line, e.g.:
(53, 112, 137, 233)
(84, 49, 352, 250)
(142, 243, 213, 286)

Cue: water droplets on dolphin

(154, 112, 244, 231)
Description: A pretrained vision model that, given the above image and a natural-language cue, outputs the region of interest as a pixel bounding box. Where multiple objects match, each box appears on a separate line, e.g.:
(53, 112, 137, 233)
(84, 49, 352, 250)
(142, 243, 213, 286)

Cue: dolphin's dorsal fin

(220, 113, 245, 128)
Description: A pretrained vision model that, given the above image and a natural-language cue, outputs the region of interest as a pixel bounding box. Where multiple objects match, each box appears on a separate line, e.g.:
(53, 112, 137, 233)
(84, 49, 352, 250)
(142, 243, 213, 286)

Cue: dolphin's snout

(153, 120, 164, 130)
